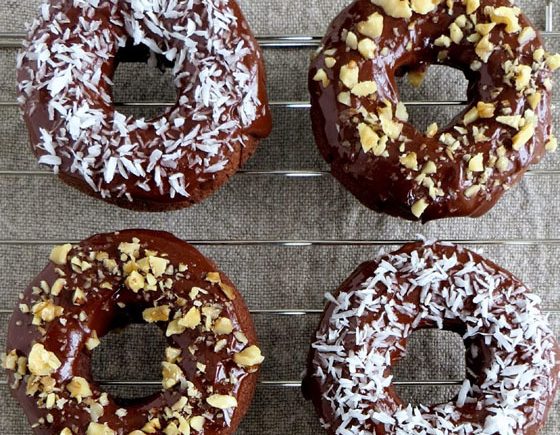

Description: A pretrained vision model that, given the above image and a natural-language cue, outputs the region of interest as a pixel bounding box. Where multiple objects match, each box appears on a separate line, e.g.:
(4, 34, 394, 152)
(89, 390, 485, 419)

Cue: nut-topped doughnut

(18, 0, 272, 211)
(310, 0, 559, 222)
(4, 230, 264, 434)
(303, 241, 560, 434)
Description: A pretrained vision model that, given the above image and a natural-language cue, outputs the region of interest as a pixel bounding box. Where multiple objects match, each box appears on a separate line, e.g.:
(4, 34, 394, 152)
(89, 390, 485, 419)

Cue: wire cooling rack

(0, 0, 559, 433)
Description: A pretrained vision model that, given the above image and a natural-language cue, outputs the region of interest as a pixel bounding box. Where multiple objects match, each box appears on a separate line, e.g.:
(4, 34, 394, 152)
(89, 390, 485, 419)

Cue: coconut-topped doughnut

(18, 0, 272, 211)
(4, 230, 264, 434)
(310, 0, 560, 222)
(303, 241, 560, 434)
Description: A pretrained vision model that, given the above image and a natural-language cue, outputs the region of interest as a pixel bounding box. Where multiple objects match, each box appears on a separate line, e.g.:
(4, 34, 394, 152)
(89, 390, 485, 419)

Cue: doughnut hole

(112, 43, 177, 119)
(392, 329, 466, 407)
(395, 65, 469, 133)
(91, 321, 167, 403)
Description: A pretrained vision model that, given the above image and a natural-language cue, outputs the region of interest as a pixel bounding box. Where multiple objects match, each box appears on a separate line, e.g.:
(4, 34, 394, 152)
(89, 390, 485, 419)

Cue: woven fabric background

(0, 0, 559, 433)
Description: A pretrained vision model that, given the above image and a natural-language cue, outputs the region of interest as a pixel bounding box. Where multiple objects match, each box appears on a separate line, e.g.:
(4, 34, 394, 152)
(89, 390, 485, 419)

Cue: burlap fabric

(0, 0, 558, 433)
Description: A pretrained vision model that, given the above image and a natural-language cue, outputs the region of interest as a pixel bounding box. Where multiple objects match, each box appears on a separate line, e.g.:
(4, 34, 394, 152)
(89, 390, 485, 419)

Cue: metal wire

(1, 7, 559, 394)
(0, 32, 559, 49)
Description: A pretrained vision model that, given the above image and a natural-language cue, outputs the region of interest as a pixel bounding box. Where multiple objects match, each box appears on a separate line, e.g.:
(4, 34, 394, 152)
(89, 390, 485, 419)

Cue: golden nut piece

(143, 305, 171, 323)
(125, 270, 145, 293)
(28, 343, 61, 376)
(86, 422, 116, 435)
(49, 244, 73, 265)
(67, 376, 93, 400)
(233, 345, 265, 367)
(206, 394, 238, 409)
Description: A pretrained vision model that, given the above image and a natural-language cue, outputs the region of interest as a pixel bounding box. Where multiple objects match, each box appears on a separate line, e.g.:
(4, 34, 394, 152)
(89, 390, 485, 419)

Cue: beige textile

(0, 0, 559, 433)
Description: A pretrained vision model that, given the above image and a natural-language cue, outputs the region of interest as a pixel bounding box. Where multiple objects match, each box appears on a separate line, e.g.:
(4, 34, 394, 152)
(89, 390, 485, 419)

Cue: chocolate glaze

(5, 230, 261, 434)
(309, 0, 554, 222)
(18, 1, 272, 211)
(303, 242, 560, 434)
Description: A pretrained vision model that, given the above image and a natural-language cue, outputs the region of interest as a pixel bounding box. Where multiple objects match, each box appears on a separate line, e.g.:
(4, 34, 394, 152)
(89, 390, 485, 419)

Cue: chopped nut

(340, 62, 360, 89)
(496, 115, 522, 129)
(426, 122, 438, 138)
(313, 68, 330, 88)
(496, 156, 511, 172)
(546, 53, 560, 71)
(206, 272, 221, 283)
(345, 31, 358, 50)
(148, 257, 169, 278)
(162, 362, 183, 389)
(49, 244, 72, 265)
(466, 0, 480, 14)
(358, 38, 376, 59)
(411, 198, 429, 218)
(337, 92, 352, 106)
(178, 307, 201, 329)
(351, 81, 377, 97)
(475, 35, 494, 63)
(50, 278, 66, 296)
(234, 345, 265, 367)
(73, 287, 86, 305)
(86, 423, 115, 435)
(118, 241, 140, 258)
(206, 394, 238, 409)
(512, 121, 535, 150)
(434, 35, 451, 48)
(357, 12, 383, 39)
(378, 102, 403, 139)
(189, 416, 205, 432)
(546, 135, 558, 152)
(477, 101, 495, 118)
(165, 347, 182, 363)
(515, 65, 532, 91)
(408, 69, 426, 87)
(399, 152, 418, 170)
(527, 92, 542, 110)
(213, 317, 234, 335)
(475, 23, 496, 36)
(28, 343, 61, 376)
(125, 271, 145, 293)
(142, 419, 161, 434)
(219, 282, 236, 300)
(3, 350, 17, 370)
(143, 305, 170, 323)
(325, 57, 336, 69)
(358, 123, 380, 154)
(518, 27, 536, 45)
(449, 23, 463, 44)
(67, 376, 92, 400)
(534, 48, 545, 62)
(60, 428, 73, 435)
(395, 102, 409, 122)
(464, 185, 481, 198)
(32, 300, 64, 324)
(411, 0, 441, 15)
(463, 106, 479, 125)
(166, 319, 186, 337)
(85, 331, 100, 351)
(422, 161, 437, 174)
(489, 6, 521, 33)
(468, 153, 484, 172)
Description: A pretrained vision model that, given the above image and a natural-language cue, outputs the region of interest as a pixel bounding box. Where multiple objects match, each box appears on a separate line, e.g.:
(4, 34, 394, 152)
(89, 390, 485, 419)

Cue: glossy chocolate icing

(303, 242, 560, 434)
(5, 230, 262, 434)
(309, 0, 554, 222)
(18, 1, 272, 211)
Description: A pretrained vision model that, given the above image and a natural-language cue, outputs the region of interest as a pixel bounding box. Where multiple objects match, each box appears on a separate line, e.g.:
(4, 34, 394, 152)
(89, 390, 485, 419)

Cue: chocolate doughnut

(303, 242, 560, 434)
(309, 0, 560, 222)
(4, 230, 264, 434)
(18, 0, 272, 211)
